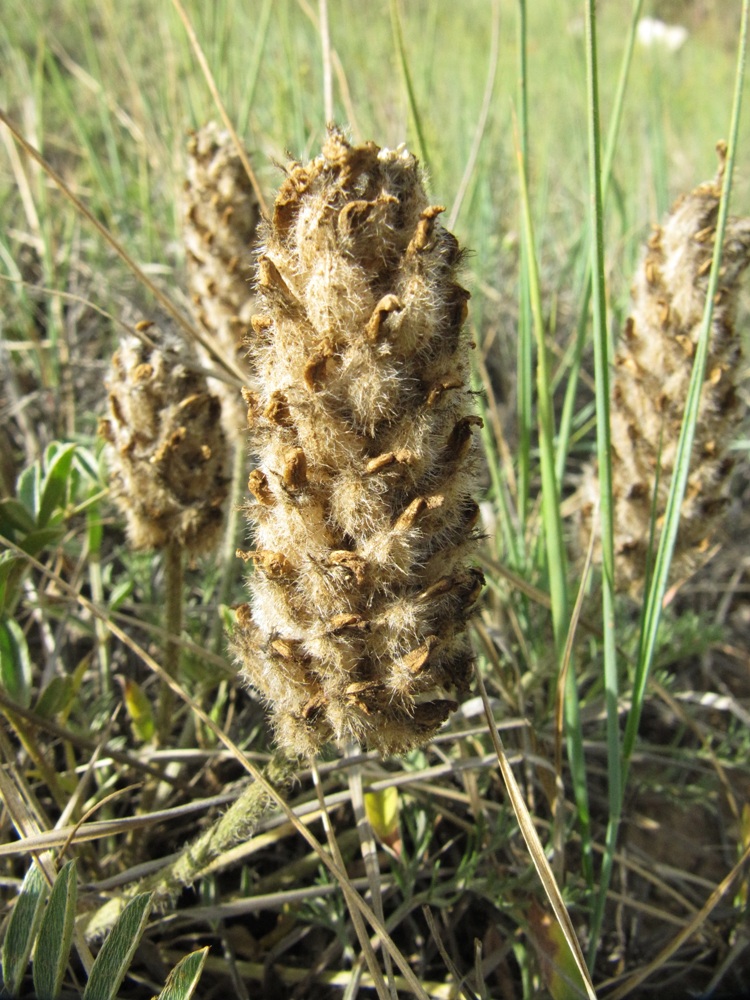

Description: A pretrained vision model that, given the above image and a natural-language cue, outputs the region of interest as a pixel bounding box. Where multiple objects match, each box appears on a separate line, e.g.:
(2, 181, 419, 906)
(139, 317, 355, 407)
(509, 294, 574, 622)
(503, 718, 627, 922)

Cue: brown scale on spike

(576, 150, 750, 594)
(233, 128, 483, 756)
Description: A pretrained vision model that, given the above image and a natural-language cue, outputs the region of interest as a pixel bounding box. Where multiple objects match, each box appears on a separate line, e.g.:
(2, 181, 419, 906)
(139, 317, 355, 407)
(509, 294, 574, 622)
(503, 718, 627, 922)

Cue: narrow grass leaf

(555, 0, 644, 479)
(1, 862, 48, 996)
(515, 0, 533, 533)
(513, 116, 591, 872)
(389, 0, 428, 168)
(583, 0, 622, 959)
(155, 947, 209, 1000)
(528, 899, 589, 1000)
(82, 893, 153, 1000)
(33, 860, 77, 1000)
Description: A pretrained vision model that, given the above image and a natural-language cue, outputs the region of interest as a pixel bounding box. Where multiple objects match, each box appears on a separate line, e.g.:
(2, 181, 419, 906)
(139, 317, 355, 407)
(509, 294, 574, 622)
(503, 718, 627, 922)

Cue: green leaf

(0, 498, 36, 540)
(17, 463, 41, 521)
(33, 860, 77, 1000)
(82, 893, 153, 1000)
(34, 676, 76, 719)
(0, 554, 28, 616)
(0, 618, 33, 707)
(108, 579, 133, 612)
(364, 787, 400, 848)
(528, 899, 589, 1000)
(155, 947, 209, 1000)
(38, 444, 76, 528)
(122, 677, 155, 743)
(17, 525, 66, 559)
(1, 863, 48, 996)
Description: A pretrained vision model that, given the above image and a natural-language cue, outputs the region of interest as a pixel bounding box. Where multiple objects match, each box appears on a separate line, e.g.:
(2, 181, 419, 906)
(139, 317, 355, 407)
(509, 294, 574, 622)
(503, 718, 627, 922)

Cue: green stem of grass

(514, 119, 592, 878)
(555, 0, 644, 484)
(389, 0, 428, 168)
(583, 0, 621, 962)
(516, 0, 532, 540)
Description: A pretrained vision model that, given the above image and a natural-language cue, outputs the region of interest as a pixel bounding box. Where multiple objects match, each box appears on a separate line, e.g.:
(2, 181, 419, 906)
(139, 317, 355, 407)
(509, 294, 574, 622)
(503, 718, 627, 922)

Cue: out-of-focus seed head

(577, 153, 750, 594)
(183, 123, 261, 437)
(233, 128, 483, 757)
(101, 325, 230, 554)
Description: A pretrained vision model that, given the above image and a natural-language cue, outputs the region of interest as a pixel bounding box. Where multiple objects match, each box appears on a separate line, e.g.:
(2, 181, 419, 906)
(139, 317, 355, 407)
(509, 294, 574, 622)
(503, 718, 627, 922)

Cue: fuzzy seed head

(101, 328, 230, 553)
(183, 124, 260, 437)
(577, 157, 750, 593)
(234, 128, 483, 756)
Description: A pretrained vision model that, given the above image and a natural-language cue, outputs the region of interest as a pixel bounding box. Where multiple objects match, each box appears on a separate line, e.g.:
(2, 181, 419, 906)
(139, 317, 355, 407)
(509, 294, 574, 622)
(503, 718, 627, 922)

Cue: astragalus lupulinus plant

(234, 128, 484, 756)
(577, 158, 750, 594)
(101, 327, 230, 735)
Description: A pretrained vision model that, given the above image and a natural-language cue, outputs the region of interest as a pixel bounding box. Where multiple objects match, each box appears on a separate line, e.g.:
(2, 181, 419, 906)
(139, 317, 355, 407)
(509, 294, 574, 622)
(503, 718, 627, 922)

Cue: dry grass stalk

(183, 123, 260, 437)
(234, 127, 484, 756)
(578, 158, 750, 594)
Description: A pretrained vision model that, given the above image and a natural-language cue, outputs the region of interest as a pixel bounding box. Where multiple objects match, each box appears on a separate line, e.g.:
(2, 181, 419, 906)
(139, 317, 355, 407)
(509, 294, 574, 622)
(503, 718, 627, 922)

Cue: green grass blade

(155, 947, 209, 1000)
(32, 860, 77, 1000)
(582, 0, 622, 959)
(1, 862, 47, 996)
(513, 132, 566, 642)
(235, 0, 273, 136)
(389, 0, 428, 168)
(514, 117, 591, 871)
(555, 0, 644, 483)
(82, 893, 153, 1000)
(516, 0, 532, 535)
(472, 368, 519, 567)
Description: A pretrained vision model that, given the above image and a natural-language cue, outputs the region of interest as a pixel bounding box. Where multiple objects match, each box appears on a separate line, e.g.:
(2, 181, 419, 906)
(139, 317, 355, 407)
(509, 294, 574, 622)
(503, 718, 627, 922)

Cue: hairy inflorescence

(233, 128, 484, 756)
(101, 326, 230, 554)
(183, 123, 260, 437)
(577, 157, 750, 594)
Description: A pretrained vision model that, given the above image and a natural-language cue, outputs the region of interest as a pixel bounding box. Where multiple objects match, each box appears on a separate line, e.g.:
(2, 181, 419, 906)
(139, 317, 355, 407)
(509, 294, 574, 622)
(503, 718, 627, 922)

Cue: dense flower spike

(101, 327, 230, 553)
(577, 159, 750, 593)
(183, 124, 260, 436)
(234, 128, 483, 756)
